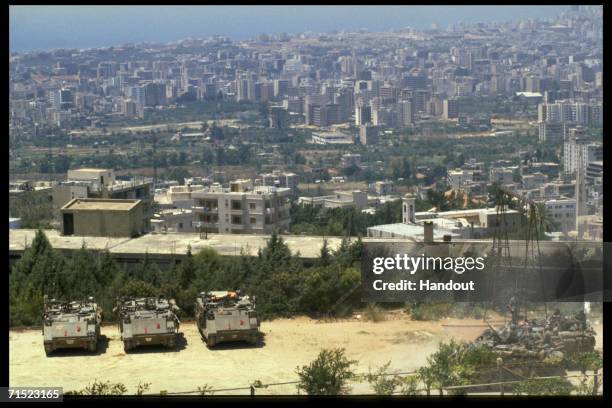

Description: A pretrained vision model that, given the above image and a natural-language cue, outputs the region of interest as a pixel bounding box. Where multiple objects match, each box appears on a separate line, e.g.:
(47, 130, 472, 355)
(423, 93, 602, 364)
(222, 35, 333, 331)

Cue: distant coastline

(9, 5, 570, 54)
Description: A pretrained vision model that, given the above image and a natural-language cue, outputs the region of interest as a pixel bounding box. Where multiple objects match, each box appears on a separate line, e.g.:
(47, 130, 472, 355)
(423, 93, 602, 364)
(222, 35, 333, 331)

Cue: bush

(406, 302, 453, 321)
(66, 380, 128, 395)
(296, 348, 357, 395)
(366, 361, 401, 395)
(512, 378, 573, 396)
(420, 340, 497, 395)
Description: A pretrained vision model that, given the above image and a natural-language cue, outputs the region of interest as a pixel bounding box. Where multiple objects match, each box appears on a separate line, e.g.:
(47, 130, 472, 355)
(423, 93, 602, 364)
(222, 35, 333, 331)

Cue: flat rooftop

(62, 198, 141, 211)
(8, 229, 602, 260)
(70, 168, 111, 173)
(8, 229, 344, 259)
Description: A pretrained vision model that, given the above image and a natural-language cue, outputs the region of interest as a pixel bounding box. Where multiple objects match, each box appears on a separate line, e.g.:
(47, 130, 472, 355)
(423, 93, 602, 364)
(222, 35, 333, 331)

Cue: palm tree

(535, 203, 558, 235)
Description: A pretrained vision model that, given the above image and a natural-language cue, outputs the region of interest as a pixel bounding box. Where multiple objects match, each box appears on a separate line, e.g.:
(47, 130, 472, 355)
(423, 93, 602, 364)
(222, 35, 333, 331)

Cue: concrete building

(576, 215, 603, 241)
(355, 104, 372, 125)
(60, 198, 145, 238)
(311, 131, 353, 145)
(54, 168, 153, 230)
(192, 181, 291, 234)
(563, 139, 602, 176)
(359, 124, 379, 145)
(369, 180, 394, 196)
(443, 98, 459, 119)
(397, 100, 414, 126)
(538, 121, 566, 143)
(341, 153, 362, 169)
(155, 184, 205, 209)
(489, 166, 516, 185)
(522, 172, 548, 190)
(447, 168, 484, 190)
(260, 171, 299, 194)
(543, 198, 576, 233)
(151, 209, 195, 234)
(367, 194, 461, 241)
(268, 105, 288, 129)
(298, 190, 369, 211)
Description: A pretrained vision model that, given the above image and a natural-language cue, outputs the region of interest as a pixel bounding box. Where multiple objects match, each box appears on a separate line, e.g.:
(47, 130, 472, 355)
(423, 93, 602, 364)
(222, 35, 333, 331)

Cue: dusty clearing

(9, 313, 603, 395)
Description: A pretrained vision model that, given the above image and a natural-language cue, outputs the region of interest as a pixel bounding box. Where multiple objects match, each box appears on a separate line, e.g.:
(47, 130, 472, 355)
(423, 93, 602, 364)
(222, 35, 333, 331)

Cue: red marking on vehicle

(240, 320, 244, 326)
(144, 327, 148, 334)
(156, 323, 160, 329)
(64, 330, 67, 337)
(77, 326, 81, 332)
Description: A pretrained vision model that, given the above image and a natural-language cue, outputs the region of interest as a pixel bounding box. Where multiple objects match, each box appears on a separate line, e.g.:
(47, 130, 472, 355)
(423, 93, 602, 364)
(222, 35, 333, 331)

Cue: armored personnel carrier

(116, 296, 180, 352)
(195, 291, 260, 347)
(42, 296, 102, 355)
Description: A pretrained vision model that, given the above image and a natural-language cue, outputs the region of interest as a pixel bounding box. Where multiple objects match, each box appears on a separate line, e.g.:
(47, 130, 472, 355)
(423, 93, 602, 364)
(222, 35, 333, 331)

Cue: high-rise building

(397, 100, 413, 126)
(538, 122, 566, 144)
(359, 124, 379, 145)
(355, 104, 372, 126)
(443, 98, 459, 119)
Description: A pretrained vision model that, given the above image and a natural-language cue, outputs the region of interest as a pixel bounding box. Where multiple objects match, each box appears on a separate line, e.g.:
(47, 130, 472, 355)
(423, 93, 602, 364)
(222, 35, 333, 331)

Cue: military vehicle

(42, 296, 102, 355)
(468, 309, 597, 390)
(195, 291, 260, 347)
(116, 296, 180, 352)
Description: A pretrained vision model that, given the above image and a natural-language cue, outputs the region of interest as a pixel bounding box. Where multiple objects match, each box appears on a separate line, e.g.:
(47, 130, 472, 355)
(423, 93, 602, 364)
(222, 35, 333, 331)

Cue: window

(178, 223, 183, 229)
(231, 200, 242, 210)
(250, 217, 256, 224)
(249, 202, 256, 210)
(232, 215, 242, 225)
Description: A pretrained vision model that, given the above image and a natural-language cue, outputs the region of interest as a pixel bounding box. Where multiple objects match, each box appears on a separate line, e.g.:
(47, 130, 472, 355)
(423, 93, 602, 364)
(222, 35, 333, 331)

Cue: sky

(9, 5, 570, 53)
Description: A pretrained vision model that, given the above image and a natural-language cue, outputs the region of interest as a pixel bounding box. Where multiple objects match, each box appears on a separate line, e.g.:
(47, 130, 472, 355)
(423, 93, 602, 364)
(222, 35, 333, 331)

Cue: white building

(298, 190, 369, 210)
(192, 180, 291, 234)
(544, 198, 576, 233)
(563, 141, 602, 176)
(311, 131, 353, 145)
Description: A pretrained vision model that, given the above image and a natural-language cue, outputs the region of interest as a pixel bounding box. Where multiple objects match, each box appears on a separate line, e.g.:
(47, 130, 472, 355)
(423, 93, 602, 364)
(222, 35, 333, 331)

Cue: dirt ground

(8, 312, 603, 395)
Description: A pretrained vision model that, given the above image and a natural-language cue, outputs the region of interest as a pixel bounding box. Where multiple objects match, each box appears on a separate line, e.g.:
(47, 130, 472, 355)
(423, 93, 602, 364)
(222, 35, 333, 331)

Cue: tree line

(9, 230, 363, 327)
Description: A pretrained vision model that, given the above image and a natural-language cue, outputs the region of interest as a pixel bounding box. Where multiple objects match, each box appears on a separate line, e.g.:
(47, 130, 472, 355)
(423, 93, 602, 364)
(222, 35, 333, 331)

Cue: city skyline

(9, 5, 572, 53)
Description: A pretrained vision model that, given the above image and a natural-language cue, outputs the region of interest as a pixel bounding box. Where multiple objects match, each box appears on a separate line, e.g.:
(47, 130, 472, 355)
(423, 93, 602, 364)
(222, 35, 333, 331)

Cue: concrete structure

(298, 190, 368, 210)
(192, 181, 291, 234)
(368, 203, 523, 240)
(543, 198, 576, 233)
(60, 198, 145, 238)
(563, 139, 602, 176)
(341, 153, 362, 169)
(522, 172, 548, 190)
(151, 209, 195, 234)
(443, 98, 458, 119)
(54, 168, 153, 231)
(260, 171, 299, 194)
(489, 166, 516, 185)
(359, 124, 379, 145)
(155, 184, 205, 209)
(369, 180, 394, 196)
(311, 131, 353, 145)
(538, 121, 566, 143)
(67, 168, 116, 186)
(576, 215, 603, 241)
(585, 161, 603, 184)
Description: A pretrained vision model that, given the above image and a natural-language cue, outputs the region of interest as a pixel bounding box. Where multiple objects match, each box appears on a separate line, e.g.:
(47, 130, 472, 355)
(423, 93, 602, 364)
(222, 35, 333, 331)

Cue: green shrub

(296, 348, 357, 395)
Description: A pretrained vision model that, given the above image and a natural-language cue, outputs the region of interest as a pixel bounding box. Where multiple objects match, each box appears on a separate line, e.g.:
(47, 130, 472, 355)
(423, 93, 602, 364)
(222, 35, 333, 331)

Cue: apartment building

(192, 179, 291, 234)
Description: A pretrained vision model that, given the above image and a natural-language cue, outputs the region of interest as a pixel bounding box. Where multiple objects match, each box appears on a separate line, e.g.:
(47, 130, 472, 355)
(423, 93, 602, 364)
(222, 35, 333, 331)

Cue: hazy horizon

(9, 5, 570, 53)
